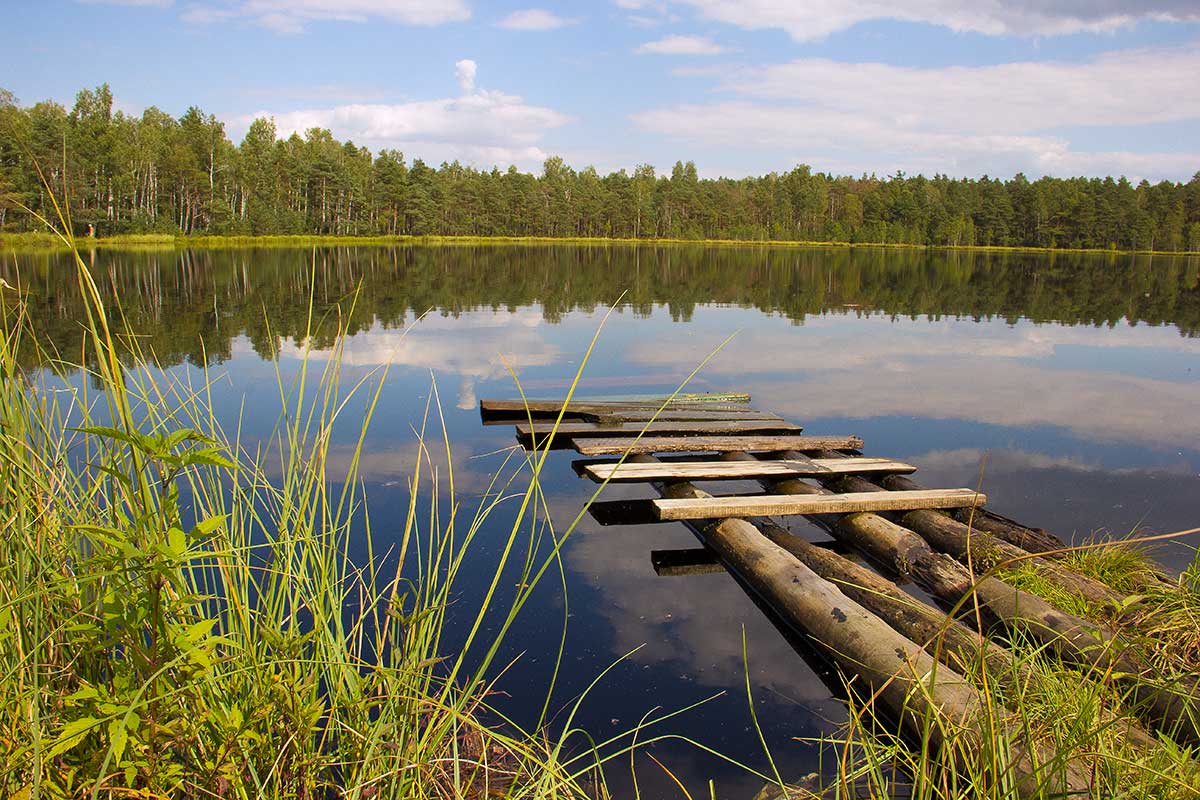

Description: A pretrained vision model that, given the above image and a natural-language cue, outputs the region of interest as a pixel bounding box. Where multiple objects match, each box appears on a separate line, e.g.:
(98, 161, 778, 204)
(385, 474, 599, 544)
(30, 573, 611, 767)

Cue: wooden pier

(480, 394, 1199, 796)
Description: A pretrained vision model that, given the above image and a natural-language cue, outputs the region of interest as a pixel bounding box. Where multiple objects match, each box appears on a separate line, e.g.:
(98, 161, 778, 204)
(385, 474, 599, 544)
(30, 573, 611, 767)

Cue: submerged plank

(584, 457, 916, 483)
(651, 548, 724, 576)
(573, 434, 864, 456)
(516, 419, 801, 438)
(652, 489, 986, 521)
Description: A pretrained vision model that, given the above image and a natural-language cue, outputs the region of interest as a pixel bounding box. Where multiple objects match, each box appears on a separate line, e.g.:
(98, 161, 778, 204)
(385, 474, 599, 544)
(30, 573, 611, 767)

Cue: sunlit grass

(784, 536, 1200, 800)
(0, 220, 723, 797)
(3, 229, 1196, 256)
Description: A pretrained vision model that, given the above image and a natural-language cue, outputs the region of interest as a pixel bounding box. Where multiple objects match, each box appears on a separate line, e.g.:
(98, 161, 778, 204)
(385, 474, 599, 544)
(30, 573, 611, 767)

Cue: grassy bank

(2, 230, 1197, 257)
(784, 541, 1200, 800)
(0, 241, 675, 798)
(4, 228, 1200, 799)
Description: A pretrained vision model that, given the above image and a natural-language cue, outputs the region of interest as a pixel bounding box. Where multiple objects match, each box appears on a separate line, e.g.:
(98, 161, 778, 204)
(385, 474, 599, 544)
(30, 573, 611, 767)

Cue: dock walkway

(480, 393, 1199, 796)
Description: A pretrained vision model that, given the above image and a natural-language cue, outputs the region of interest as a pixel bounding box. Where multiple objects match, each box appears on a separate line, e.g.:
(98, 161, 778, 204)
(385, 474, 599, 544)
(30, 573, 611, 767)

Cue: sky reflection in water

(9, 245, 1200, 796)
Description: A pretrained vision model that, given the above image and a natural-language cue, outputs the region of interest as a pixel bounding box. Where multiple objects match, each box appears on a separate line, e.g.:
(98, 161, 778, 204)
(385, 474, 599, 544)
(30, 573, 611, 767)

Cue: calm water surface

(9, 245, 1200, 797)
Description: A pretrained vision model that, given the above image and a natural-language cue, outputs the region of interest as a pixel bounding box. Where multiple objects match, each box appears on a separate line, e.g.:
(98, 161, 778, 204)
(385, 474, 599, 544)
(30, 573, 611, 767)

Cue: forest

(2, 84, 1199, 251)
(7, 245, 1199, 370)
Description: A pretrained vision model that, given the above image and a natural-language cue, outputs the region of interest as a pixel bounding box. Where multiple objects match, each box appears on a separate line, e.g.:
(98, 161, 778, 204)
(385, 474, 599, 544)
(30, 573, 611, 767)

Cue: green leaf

(185, 447, 236, 470)
(64, 685, 100, 705)
(163, 428, 202, 450)
(90, 462, 133, 491)
(190, 514, 227, 540)
(47, 716, 99, 759)
(74, 426, 145, 450)
(167, 527, 187, 559)
(73, 524, 130, 551)
(108, 718, 129, 763)
(182, 618, 216, 644)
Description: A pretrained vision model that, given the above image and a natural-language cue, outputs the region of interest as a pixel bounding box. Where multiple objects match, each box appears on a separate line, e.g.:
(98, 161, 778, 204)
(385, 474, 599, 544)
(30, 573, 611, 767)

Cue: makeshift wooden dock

(481, 393, 1199, 796)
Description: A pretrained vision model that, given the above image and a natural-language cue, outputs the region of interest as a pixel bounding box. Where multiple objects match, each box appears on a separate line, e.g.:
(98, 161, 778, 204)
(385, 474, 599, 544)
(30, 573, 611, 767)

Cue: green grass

(0, 221, 723, 798)
(786, 539, 1200, 800)
(2, 230, 1197, 256)
(6, 200, 1199, 798)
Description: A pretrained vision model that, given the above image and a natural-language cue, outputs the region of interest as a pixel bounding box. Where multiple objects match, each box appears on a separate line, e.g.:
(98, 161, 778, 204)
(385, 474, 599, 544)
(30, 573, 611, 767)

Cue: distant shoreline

(2, 231, 1197, 257)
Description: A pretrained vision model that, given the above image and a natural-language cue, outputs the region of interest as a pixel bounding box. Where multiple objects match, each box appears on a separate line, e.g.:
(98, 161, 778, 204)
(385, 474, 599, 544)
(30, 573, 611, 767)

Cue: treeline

(2, 84, 1200, 251)
(7, 245, 1199, 369)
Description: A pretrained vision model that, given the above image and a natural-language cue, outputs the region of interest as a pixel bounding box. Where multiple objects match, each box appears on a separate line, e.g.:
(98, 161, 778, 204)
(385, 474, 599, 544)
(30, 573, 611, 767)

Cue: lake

(8, 243, 1200, 797)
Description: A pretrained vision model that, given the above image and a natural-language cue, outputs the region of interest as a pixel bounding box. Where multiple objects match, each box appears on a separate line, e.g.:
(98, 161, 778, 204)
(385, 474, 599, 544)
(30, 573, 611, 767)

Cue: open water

(9, 244, 1200, 796)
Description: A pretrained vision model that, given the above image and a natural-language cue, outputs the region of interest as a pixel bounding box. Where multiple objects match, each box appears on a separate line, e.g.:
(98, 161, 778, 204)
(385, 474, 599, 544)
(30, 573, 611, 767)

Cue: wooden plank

(480, 393, 751, 413)
(591, 409, 783, 423)
(573, 434, 864, 456)
(516, 419, 801, 438)
(651, 489, 986, 521)
(651, 548, 724, 576)
(484, 408, 773, 425)
(584, 457, 916, 483)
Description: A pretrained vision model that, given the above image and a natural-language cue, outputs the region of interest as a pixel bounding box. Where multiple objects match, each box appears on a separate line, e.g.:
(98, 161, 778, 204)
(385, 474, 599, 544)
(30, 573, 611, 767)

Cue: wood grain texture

(572, 434, 864, 456)
(480, 394, 751, 413)
(584, 457, 916, 482)
(590, 409, 783, 423)
(516, 419, 801, 438)
(652, 489, 986, 520)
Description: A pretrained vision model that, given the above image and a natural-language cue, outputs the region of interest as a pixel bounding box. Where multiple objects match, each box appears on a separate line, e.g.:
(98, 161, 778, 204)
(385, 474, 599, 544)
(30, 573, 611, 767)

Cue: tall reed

(0, 231, 679, 798)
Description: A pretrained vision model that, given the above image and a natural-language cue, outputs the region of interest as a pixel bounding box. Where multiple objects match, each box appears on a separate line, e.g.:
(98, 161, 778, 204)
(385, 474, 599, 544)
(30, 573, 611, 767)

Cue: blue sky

(3, 0, 1199, 180)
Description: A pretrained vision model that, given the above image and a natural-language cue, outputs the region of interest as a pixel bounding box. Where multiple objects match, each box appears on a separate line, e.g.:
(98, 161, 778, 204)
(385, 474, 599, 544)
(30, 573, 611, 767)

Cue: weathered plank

(635, 454, 1089, 794)
(591, 409, 783, 423)
(484, 407, 766, 425)
(727, 449, 1200, 748)
(516, 419, 801, 439)
(650, 548, 724, 576)
(480, 393, 751, 413)
(573, 434, 864, 456)
(584, 457, 916, 483)
(652, 489, 986, 521)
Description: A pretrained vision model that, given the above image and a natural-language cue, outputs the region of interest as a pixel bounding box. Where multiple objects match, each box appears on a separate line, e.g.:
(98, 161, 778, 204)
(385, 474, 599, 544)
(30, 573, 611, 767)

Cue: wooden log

(639, 455, 1089, 796)
(748, 515, 1159, 752)
(750, 517, 1021, 684)
(832, 473, 1126, 609)
(652, 489, 986, 521)
(876, 473, 1068, 555)
(743, 450, 1200, 747)
(583, 457, 916, 483)
(515, 419, 802, 438)
(573, 434, 864, 456)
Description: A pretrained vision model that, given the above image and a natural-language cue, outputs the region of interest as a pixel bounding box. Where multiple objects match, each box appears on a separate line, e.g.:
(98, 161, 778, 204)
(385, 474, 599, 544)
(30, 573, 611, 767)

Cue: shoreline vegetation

(2, 231, 1199, 798)
(3, 84, 1200, 254)
(1, 229, 688, 798)
(2, 230, 1198, 257)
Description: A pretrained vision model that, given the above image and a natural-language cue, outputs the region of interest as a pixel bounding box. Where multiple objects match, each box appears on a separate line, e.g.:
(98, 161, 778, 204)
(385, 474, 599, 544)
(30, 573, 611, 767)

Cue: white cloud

(671, 0, 1200, 40)
(455, 59, 478, 92)
(634, 46, 1200, 179)
(181, 0, 470, 32)
(723, 48, 1200, 133)
(627, 315, 1200, 448)
(496, 8, 575, 30)
(271, 308, 559, 409)
(251, 63, 569, 170)
(636, 101, 1200, 180)
(636, 34, 727, 55)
